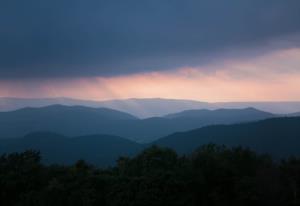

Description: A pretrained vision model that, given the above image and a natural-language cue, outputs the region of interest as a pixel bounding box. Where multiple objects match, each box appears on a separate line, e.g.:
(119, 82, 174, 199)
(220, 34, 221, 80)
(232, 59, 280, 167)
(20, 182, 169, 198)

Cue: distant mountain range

(0, 97, 211, 118)
(0, 105, 275, 142)
(0, 117, 299, 166)
(1, 97, 300, 118)
(155, 117, 300, 158)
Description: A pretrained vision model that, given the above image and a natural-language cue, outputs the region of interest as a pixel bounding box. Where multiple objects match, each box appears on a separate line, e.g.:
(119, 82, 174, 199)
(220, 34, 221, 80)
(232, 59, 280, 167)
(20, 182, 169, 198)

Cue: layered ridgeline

(0, 105, 140, 139)
(0, 117, 299, 166)
(288, 112, 300, 117)
(155, 117, 300, 158)
(0, 105, 275, 142)
(1, 97, 300, 118)
(0, 97, 213, 118)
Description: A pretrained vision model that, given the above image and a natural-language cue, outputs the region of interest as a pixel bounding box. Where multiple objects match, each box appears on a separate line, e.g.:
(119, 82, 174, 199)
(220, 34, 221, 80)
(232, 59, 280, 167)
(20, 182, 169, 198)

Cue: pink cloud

(1, 47, 300, 102)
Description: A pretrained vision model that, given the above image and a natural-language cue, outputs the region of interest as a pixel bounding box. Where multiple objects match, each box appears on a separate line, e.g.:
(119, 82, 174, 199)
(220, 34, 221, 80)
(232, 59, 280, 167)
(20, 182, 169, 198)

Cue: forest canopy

(0, 145, 300, 206)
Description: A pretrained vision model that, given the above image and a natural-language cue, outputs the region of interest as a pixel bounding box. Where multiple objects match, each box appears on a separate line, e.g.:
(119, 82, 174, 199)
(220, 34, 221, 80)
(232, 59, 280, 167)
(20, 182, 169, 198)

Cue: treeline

(1, 145, 300, 206)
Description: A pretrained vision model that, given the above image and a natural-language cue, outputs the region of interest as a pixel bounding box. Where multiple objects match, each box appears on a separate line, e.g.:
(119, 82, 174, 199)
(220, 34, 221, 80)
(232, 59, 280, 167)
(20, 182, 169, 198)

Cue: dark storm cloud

(0, 0, 300, 78)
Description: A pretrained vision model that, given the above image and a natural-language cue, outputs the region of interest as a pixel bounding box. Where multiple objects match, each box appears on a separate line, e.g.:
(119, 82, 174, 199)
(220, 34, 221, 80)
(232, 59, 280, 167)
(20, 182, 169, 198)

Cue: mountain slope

(164, 107, 274, 121)
(0, 106, 275, 142)
(155, 117, 300, 158)
(1, 117, 300, 166)
(2, 104, 138, 120)
(0, 97, 212, 118)
(128, 108, 275, 142)
(0, 132, 143, 166)
(0, 105, 137, 139)
(287, 112, 300, 117)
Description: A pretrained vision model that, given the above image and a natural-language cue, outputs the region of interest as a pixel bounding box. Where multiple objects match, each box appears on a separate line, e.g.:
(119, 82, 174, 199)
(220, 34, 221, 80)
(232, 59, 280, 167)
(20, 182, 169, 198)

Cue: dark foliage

(1, 145, 300, 206)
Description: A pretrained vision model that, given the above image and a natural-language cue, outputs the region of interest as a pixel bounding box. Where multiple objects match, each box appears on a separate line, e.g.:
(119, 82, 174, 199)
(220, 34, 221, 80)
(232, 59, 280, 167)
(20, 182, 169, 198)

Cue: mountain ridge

(1, 97, 300, 118)
(154, 116, 300, 158)
(0, 105, 276, 142)
(164, 107, 274, 119)
(1, 116, 300, 166)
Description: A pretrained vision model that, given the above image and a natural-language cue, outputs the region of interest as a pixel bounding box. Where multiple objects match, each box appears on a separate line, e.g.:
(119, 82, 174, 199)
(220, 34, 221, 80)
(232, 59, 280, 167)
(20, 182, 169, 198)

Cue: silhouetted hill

(0, 105, 138, 139)
(155, 117, 300, 158)
(4, 104, 138, 120)
(1, 117, 300, 166)
(288, 112, 300, 117)
(0, 106, 275, 142)
(0, 132, 143, 166)
(0, 97, 212, 118)
(127, 108, 275, 142)
(165, 107, 274, 121)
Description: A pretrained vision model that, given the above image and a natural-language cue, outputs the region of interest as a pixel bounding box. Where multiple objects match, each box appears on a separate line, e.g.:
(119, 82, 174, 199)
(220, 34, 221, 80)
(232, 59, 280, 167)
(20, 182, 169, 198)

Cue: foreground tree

(0, 145, 300, 206)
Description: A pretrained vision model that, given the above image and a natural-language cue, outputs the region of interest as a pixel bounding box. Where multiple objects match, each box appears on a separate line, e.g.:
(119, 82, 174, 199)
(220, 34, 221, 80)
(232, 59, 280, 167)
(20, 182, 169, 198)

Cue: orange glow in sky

(1, 47, 300, 102)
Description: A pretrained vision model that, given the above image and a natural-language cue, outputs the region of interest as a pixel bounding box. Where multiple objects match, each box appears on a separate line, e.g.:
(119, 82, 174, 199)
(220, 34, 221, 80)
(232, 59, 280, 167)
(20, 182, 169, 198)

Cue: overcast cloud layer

(1, 0, 300, 78)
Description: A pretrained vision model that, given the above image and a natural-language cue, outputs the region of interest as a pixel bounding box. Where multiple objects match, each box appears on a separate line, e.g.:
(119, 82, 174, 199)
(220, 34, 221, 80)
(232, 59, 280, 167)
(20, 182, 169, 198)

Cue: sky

(0, 0, 300, 101)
